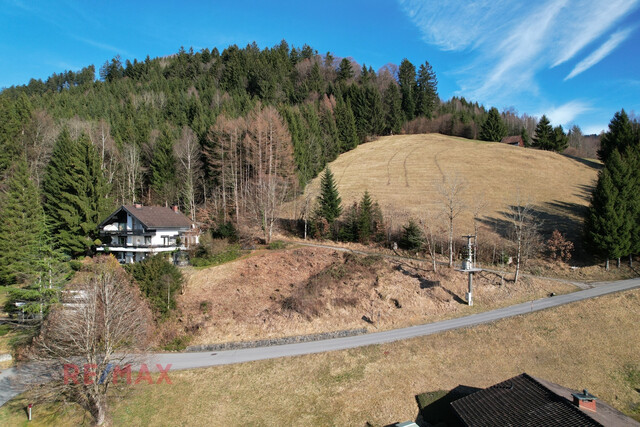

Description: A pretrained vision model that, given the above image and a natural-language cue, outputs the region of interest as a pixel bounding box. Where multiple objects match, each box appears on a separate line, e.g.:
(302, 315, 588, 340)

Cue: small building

(449, 373, 638, 427)
(500, 135, 525, 147)
(97, 204, 199, 264)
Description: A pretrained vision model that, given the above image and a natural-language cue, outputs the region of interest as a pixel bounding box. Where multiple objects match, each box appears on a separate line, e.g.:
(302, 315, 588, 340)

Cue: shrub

(399, 219, 424, 250)
(126, 255, 183, 317)
(211, 221, 238, 242)
(546, 230, 574, 262)
(268, 240, 286, 250)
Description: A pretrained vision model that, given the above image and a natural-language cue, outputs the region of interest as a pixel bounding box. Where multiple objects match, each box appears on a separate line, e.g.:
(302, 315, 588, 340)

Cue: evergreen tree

(520, 127, 530, 147)
(553, 125, 569, 152)
(532, 115, 555, 150)
(0, 159, 45, 285)
(335, 98, 358, 152)
(357, 191, 374, 243)
(150, 128, 178, 204)
(42, 130, 110, 256)
(584, 149, 633, 267)
(337, 58, 354, 82)
(479, 107, 507, 142)
(416, 61, 438, 118)
(384, 82, 403, 135)
(315, 167, 342, 224)
(398, 59, 417, 120)
(598, 109, 637, 163)
(400, 219, 424, 250)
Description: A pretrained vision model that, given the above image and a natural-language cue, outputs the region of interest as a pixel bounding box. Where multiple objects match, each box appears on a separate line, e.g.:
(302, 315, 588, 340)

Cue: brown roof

(500, 135, 524, 145)
(451, 373, 604, 427)
(121, 205, 193, 229)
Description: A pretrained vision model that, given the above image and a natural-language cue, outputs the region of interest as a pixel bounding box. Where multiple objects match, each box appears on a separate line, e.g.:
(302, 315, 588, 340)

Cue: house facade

(97, 204, 199, 264)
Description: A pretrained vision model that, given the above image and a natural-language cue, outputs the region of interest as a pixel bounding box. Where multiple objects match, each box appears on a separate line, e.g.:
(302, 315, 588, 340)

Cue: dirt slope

(178, 246, 574, 345)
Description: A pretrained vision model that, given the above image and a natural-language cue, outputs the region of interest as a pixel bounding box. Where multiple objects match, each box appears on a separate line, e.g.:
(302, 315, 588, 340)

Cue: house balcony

(96, 244, 188, 253)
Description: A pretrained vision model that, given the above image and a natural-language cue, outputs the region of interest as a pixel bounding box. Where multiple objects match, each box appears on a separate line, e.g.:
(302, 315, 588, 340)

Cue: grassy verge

(4, 288, 638, 426)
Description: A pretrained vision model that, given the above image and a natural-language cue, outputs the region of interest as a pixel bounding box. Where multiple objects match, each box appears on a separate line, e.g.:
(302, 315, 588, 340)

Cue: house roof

(500, 135, 524, 145)
(450, 373, 604, 427)
(100, 205, 194, 229)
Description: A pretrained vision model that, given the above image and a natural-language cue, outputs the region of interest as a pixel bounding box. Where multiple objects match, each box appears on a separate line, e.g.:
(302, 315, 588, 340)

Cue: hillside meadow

(287, 133, 599, 242)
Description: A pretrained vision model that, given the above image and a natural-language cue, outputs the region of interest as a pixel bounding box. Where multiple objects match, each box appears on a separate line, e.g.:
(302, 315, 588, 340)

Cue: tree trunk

(630, 254, 633, 268)
(617, 257, 621, 268)
(605, 259, 609, 271)
(89, 394, 107, 425)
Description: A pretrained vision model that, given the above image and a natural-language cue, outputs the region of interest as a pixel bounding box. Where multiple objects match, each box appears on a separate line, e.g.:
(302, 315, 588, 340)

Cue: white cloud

(399, 0, 639, 108)
(544, 101, 592, 126)
(565, 27, 634, 80)
(75, 37, 131, 57)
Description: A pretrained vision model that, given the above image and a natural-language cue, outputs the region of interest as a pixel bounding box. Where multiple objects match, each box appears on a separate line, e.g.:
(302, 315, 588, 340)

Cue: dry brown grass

(285, 134, 599, 242)
(4, 287, 635, 426)
(177, 246, 574, 346)
(3, 289, 638, 426)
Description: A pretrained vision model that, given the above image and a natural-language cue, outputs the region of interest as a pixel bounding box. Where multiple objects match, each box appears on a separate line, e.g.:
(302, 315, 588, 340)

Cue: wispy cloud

(544, 100, 592, 126)
(565, 27, 634, 80)
(399, 0, 639, 113)
(75, 37, 131, 57)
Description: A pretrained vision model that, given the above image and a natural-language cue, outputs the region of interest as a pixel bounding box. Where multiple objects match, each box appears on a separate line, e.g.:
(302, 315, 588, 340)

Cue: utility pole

(456, 235, 482, 306)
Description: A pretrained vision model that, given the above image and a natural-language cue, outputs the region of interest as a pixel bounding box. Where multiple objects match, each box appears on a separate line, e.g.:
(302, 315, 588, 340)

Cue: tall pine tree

(598, 109, 637, 163)
(0, 158, 46, 285)
(532, 115, 555, 150)
(42, 130, 110, 256)
(479, 107, 507, 142)
(316, 167, 342, 224)
(584, 149, 633, 268)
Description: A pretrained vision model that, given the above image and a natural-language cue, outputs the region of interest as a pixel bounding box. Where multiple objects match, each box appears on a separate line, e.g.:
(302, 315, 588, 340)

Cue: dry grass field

(3, 288, 638, 426)
(286, 134, 599, 242)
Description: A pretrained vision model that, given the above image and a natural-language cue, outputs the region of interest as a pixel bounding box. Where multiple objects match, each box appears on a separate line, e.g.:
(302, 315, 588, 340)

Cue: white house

(97, 204, 199, 264)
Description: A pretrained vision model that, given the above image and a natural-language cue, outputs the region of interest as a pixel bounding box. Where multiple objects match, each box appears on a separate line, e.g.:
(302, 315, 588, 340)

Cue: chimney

(572, 389, 597, 412)
(172, 205, 179, 213)
(134, 203, 143, 209)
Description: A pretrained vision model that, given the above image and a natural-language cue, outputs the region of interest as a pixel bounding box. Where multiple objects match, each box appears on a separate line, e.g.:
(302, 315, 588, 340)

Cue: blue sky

(1, 0, 639, 134)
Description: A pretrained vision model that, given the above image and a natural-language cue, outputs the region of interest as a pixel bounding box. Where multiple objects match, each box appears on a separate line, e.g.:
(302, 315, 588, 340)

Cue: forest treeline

(0, 41, 597, 221)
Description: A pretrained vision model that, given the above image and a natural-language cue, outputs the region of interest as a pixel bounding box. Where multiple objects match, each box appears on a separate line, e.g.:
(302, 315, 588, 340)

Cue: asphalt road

(2, 276, 639, 409)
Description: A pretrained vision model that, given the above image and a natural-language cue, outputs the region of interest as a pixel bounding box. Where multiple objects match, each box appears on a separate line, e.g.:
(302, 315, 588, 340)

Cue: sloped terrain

(177, 246, 574, 345)
(287, 134, 598, 241)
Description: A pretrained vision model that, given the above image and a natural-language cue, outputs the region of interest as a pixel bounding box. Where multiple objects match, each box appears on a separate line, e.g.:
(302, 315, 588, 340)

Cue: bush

(125, 255, 183, 317)
(190, 243, 241, 268)
(399, 219, 424, 250)
(69, 260, 84, 271)
(267, 240, 286, 250)
(546, 230, 574, 262)
(163, 335, 191, 351)
(211, 221, 238, 242)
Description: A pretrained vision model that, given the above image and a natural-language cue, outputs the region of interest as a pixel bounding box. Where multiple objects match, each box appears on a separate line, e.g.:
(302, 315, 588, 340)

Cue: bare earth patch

(178, 246, 575, 345)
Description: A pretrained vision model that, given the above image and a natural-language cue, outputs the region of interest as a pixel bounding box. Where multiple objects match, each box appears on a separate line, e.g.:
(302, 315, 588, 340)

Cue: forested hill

(0, 40, 568, 240)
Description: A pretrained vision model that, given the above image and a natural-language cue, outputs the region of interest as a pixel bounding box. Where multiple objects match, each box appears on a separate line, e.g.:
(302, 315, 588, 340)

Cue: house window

(145, 236, 151, 246)
(119, 236, 127, 246)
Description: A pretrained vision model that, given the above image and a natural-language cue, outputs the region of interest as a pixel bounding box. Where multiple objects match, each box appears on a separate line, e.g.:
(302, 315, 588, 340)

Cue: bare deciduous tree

(506, 196, 542, 283)
(31, 256, 152, 425)
(439, 174, 466, 267)
(246, 105, 294, 243)
(122, 142, 142, 204)
(23, 110, 59, 186)
(420, 210, 444, 272)
(174, 126, 203, 221)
